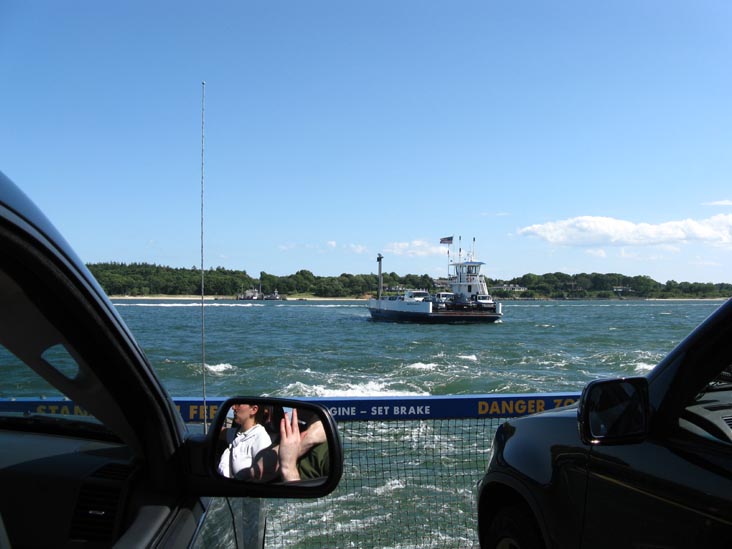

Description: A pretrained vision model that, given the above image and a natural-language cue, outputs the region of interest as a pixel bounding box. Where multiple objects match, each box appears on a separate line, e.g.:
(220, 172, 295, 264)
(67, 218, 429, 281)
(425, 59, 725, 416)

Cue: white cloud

(384, 240, 447, 257)
(348, 243, 368, 254)
(518, 214, 732, 247)
(690, 257, 721, 267)
(703, 200, 732, 206)
(326, 241, 337, 248)
(657, 244, 681, 253)
(585, 248, 606, 258)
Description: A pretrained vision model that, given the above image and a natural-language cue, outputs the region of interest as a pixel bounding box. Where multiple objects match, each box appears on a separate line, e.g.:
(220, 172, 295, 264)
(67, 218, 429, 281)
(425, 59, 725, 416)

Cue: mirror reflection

(587, 379, 647, 439)
(216, 401, 330, 484)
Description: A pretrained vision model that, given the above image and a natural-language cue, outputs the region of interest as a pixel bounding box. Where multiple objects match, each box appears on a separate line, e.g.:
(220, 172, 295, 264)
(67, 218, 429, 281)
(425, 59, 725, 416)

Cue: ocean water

(116, 298, 727, 547)
(112, 298, 727, 400)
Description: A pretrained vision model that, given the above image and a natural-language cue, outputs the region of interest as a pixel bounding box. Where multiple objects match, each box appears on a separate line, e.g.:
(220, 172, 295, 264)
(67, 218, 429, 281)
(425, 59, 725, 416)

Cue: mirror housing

(578, 377, 650, 445)
(183, 397, 342, 498)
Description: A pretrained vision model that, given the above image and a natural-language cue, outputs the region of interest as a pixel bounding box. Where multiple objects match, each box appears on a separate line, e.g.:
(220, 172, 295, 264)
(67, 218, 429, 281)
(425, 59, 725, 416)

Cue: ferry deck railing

(2, 393, 581, 548)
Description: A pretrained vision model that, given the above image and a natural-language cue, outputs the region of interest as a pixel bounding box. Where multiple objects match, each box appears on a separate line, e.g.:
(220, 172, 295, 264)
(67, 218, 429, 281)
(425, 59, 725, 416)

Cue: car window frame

(0, 204, 184, 464)
(651, 304, 732, 445)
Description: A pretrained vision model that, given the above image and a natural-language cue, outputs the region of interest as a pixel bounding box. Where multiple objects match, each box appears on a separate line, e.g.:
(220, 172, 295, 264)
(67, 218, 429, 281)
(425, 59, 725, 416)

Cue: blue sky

(2, 1, 731, 283)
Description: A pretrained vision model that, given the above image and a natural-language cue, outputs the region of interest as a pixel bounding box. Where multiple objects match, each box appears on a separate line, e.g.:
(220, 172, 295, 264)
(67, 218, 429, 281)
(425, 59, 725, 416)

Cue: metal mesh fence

(263, 417, 503, 548)
(2, 395, 580, 547)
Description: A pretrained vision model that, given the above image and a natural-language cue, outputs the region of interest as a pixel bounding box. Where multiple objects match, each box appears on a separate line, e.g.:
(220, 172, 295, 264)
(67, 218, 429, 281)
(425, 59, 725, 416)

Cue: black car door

(582, 431, 732, 548)
(581, 312, 732, 548)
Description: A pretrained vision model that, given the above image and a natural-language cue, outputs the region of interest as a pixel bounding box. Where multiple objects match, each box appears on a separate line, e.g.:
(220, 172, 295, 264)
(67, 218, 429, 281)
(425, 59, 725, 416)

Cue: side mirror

(186, 397, 343, 498)
(578, 377, 650, 445)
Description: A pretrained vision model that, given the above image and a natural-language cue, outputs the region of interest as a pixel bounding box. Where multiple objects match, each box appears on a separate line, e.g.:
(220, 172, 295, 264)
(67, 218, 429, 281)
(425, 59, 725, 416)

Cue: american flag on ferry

(440, 236, 453, 245)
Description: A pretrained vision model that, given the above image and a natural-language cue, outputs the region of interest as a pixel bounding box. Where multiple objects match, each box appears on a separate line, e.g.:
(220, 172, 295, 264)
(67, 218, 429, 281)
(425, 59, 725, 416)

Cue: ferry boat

(367, 246, 503, 323)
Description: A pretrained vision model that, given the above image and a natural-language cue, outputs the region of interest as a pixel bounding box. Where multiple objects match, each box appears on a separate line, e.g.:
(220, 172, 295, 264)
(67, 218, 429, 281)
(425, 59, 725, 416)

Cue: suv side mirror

(185, 397, 343, 498)
(579, 377, 650, 445)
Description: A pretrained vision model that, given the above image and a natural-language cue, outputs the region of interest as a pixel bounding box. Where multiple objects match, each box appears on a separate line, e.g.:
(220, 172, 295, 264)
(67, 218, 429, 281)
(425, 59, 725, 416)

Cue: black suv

(0, 171, 342, 547)
(478, 298, 732, 548)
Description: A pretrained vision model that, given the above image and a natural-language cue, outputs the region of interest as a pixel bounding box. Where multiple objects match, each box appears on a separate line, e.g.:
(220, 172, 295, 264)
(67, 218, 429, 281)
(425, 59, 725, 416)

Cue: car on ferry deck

(0, 171, 343, 547)
(477, 297, 732, 548)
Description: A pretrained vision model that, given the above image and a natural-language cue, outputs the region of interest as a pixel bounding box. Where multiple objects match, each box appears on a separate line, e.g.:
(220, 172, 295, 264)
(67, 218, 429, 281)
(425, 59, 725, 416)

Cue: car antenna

(200, 80, 209, 434)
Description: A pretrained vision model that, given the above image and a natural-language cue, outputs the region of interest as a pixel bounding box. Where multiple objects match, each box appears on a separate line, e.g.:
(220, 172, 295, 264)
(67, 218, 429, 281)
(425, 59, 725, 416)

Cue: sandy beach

(109, 295, 368, 301)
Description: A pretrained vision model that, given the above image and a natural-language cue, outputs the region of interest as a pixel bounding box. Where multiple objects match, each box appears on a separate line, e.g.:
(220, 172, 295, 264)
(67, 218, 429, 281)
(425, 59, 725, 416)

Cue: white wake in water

(282, 380, 428, 397)
(204, 363, 236, 374)
(407, 362, 439, 371)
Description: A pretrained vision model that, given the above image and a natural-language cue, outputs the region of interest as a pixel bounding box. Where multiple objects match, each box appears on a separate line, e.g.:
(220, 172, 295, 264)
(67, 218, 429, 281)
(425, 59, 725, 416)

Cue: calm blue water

(112, 299, 727, 399)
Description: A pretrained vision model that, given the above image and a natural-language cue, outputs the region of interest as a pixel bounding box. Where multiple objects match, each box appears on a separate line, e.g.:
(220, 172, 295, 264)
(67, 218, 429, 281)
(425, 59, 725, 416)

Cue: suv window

(681, 364, 732, 444)
(1, 344, 67, 397)
(0, 264, 111, 435)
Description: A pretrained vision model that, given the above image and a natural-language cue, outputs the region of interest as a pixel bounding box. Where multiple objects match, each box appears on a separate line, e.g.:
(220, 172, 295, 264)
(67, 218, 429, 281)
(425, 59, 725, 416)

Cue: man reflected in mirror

(279, 408, 329, 481)
(248, 408, 329, 483)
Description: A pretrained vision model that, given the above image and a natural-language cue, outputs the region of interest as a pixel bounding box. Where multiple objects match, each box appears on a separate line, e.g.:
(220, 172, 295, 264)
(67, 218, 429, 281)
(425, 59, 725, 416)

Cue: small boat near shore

(367, 241, 503, 323)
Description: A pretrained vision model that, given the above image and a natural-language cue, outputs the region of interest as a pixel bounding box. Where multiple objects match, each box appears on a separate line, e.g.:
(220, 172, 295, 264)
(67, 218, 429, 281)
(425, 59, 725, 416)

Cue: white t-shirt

(217, 423, 272, 479)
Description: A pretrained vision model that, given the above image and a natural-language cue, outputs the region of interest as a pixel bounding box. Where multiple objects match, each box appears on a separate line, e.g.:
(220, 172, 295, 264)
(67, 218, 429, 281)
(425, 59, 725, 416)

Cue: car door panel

(582, 434, 732, 548)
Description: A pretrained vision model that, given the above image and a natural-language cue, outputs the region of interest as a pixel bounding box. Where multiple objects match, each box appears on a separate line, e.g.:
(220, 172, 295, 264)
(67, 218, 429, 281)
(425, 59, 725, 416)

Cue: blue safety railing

(1, 393, 582, 548)
(0, 393, 581, 423)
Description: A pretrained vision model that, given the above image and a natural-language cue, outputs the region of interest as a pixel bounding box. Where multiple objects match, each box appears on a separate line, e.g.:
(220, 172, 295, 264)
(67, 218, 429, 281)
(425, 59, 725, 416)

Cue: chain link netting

(263, 417, 502, 548)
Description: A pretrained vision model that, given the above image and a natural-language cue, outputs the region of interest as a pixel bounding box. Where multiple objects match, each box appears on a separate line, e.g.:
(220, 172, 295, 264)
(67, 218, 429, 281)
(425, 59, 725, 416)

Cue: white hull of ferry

(367, 297, 502, 324)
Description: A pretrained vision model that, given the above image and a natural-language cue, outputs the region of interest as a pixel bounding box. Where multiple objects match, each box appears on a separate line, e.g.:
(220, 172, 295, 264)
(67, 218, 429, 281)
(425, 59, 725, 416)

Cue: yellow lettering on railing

(477, 398, 550, 416)
(186, 405, 220, 422)
(35, 404, 89, 416)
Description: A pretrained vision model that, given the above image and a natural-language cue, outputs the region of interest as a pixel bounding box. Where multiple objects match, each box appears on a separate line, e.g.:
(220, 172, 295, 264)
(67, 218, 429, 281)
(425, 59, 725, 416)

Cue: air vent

(91, 462, 135, 481)
(70, 484, 121, 541)
(70, 463, 134, 542)
(723, 416, 732, 429)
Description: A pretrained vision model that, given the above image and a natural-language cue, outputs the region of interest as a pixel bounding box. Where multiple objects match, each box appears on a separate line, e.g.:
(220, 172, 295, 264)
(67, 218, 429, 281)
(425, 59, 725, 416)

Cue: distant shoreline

(108, 295, 728, 302)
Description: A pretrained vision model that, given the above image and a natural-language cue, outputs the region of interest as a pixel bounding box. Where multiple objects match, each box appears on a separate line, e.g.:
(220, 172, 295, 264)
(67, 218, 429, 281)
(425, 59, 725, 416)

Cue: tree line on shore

(87, 262, 732, 300)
